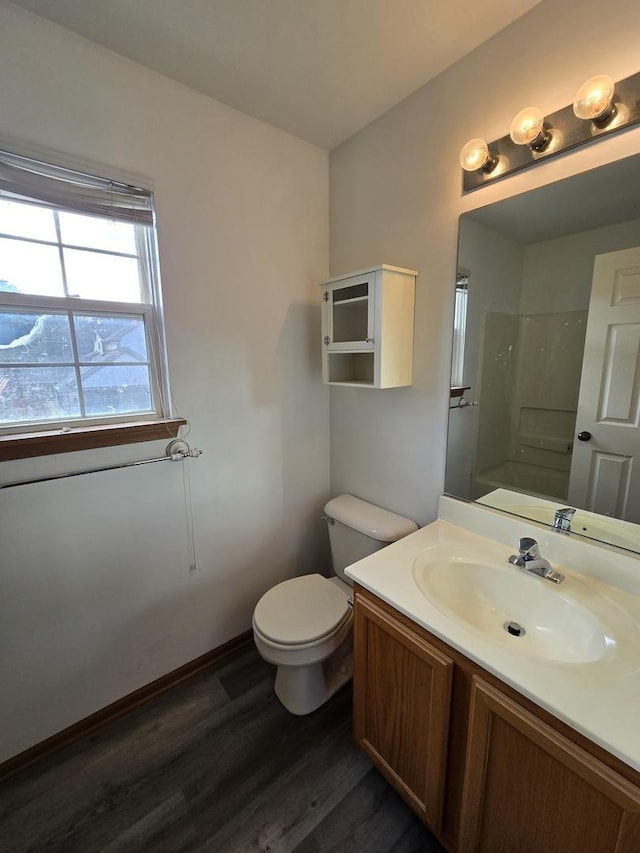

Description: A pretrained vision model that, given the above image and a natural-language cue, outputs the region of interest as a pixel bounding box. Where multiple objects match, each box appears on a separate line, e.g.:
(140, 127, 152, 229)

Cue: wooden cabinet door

(353, 592, 453, 831)
(459, 677, 640, 853)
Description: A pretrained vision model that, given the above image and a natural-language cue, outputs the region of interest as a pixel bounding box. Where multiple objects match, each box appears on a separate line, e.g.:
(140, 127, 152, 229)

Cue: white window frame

(0, 148, 172, 438)
(451, 271, 469, 388)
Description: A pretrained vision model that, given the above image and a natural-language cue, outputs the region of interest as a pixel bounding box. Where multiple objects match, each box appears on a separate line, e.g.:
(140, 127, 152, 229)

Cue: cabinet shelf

(333, 295, 369, 306)
(325, 351, 374, 385)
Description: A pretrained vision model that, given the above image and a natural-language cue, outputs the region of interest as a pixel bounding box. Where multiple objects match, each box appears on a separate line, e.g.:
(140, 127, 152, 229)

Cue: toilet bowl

(252, 494, 418, 715)
(253, 574, 353, 715)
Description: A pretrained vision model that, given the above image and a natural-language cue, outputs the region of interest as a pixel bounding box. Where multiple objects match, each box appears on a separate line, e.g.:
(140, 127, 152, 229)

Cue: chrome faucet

(508, 537, 564, 584)
(554, 507, 576, 533)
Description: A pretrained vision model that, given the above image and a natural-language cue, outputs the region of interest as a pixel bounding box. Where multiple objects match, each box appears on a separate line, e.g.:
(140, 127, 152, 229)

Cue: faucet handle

(556, 507, 576, 518)
(517, 537, 540, 560)
(554, 507, 576, 532)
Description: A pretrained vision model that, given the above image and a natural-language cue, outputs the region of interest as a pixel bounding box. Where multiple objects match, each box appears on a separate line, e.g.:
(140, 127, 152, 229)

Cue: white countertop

(345, 496, 640, 772)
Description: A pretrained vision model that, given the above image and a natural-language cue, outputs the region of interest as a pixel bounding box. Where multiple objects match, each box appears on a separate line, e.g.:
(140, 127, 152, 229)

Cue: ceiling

(11, 0, 541, 149)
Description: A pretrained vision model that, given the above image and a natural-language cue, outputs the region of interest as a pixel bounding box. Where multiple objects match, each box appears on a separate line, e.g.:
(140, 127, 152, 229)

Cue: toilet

(252, 494, 417, 715)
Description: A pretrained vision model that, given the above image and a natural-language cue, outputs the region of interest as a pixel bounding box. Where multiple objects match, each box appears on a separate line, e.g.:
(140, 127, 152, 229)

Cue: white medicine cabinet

(320, 265, 416, 388)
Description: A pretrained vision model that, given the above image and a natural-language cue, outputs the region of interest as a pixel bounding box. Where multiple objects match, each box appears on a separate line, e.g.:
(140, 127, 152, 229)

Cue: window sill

(450, 386, 471, 399)
(0, 418, 187, 462)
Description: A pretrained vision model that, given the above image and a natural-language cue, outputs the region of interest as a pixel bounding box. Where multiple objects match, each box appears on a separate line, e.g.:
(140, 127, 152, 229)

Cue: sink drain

(504, 621, 526, 637)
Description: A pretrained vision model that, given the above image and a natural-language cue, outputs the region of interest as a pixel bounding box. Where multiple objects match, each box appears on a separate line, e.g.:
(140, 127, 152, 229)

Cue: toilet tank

(324, 494, 418, 584)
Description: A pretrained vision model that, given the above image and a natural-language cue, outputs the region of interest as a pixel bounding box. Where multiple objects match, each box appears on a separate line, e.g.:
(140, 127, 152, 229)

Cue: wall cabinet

(353, 586, 640, 853)
(320, 265, 416, 388)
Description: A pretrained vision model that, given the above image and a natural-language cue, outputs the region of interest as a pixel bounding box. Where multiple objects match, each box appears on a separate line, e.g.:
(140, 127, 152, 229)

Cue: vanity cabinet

(353, 586, 640, 853)
(320, 265, 416, 388)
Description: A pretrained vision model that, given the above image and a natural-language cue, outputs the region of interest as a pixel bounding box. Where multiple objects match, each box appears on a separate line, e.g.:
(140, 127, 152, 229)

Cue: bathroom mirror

(445, 153, 640, 554)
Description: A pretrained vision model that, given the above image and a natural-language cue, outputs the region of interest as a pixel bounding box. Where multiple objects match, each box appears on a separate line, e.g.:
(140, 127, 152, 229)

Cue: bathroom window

(0, 148, 177, 454)
(451, 271, 469, 387)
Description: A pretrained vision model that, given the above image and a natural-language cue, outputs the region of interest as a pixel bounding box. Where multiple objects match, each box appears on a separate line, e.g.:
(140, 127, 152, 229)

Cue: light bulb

(573, 75, 616, 126)
(459, 138, 497, 173)
(509, 107, 550, 151)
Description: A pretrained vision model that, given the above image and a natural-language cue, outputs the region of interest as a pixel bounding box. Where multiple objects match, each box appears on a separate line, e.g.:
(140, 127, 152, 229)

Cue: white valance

(0, 149, 154, 226)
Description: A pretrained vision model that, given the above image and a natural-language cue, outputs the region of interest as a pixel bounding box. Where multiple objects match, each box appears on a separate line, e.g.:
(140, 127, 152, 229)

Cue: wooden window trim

(450, 386, 471, 398)
(0, 417, 187, 461)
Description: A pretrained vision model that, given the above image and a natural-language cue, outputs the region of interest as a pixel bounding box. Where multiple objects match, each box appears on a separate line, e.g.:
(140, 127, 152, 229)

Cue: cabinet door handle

(324, 336, 331, 345)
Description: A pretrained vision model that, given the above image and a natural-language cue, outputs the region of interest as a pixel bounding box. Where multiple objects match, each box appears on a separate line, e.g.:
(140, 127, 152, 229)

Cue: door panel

(586, 452, 632, 517)
(599, 324, 640, 422)
(569, 247, 640, 521)
(353, 592, 452, 830)
(459, 677, 640, 853)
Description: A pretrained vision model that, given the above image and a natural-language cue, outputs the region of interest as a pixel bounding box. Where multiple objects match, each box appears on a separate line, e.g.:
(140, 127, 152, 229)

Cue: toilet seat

(253, 573, 350, 646)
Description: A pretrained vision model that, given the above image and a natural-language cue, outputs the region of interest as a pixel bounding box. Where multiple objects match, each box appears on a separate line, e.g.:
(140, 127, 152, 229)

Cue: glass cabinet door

(324, 275, 374, 350)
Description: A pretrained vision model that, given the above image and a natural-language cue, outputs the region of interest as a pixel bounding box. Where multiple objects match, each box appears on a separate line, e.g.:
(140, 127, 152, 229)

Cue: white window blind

(0, 150, 154, 225)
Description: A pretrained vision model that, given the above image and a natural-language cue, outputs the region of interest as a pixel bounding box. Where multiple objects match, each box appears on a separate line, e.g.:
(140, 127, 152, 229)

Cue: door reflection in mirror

(446, 153, 640, 552)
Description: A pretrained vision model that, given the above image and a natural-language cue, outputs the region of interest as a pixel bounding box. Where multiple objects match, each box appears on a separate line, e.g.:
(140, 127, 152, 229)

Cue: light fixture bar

(462, 70, 640, 193)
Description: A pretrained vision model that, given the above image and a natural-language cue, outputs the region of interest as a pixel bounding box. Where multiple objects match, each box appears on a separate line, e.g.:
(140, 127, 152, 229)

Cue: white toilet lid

(254, 574, 350, 645)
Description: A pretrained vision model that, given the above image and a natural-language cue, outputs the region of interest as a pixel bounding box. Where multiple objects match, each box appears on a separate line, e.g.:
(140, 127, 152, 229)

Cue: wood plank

(290, 768, 445, 853)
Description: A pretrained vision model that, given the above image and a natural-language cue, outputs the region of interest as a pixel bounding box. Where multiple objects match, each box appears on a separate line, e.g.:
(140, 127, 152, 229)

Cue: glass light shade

(459, 138, 491, 172)
(509, 107, 545, 145)
(573, 75, 615, 121)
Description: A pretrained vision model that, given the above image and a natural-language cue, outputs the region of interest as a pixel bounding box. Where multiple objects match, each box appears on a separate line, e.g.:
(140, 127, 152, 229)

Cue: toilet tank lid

(324, 494, 418, 542)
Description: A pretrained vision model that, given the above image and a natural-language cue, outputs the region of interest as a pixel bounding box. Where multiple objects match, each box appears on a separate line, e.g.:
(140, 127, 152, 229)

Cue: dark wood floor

(0, 644, 445, 852)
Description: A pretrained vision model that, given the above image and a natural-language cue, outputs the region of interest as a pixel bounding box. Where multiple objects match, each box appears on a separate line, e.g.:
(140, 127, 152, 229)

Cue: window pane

(0, 311, 73, 363)
(0, 365, 80, 424)
(0, 236, 64, 296)
(63, 248, 141, 303)
(451, 285, 468, 387)
(58, 211, 138, 255)
(73, 314, 148, 363)
(80, 364, 152, 416)
(0, 198, 57, 242)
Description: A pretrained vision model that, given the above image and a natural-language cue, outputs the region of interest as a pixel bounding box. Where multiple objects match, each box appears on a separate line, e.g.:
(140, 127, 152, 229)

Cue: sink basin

(412, 546, 614, 663)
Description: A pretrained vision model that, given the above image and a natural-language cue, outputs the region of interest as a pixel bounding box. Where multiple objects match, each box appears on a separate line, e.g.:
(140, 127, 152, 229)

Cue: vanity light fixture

(461, 69, 640, 193)
(459, 138, 498, 174)
(509, 107, 551, 152)
(573, 75, 616, 127)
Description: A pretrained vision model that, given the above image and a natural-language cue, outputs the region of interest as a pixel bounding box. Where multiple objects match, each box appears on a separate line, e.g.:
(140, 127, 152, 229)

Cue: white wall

(329, 0, 640, 526)
(521, 218, 640, 314)
(0, 5, 329, 762)
(458, 217, 524, 390)
(445, 217, 523, 497)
